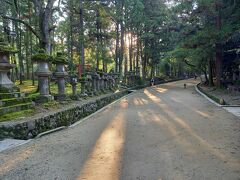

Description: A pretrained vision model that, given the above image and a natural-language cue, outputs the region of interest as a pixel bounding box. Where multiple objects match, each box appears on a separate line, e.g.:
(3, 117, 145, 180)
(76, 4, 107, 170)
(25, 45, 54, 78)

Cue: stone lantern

(92, 72, 100, 95)
(108, 73, 114, 90)
(112, 73, 119, 89)
(135, 67, 141, 84)
(96, 71, 102, 92)
(99, 72, 105, 92)
(79, 74, 88, 97)
(129, 71, 134, 86)
(0, 38, 17, 92)
(32, 49, 53, 103)
(70, 74, 78, 96)
(103, 73, 109, 90)
(86, 72, 93, 96)
(53, 52, 68, 101)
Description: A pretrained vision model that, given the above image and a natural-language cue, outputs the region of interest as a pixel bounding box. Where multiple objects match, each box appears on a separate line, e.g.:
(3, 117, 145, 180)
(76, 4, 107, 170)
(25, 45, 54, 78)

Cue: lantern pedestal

(54, 64, 68, 101)
(35, 61, 53, 103)
(0, 53, 16, 92)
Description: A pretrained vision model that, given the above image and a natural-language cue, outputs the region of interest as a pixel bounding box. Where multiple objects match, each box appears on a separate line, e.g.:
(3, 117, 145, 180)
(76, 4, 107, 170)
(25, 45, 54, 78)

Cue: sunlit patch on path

(77, 108, 126, 180)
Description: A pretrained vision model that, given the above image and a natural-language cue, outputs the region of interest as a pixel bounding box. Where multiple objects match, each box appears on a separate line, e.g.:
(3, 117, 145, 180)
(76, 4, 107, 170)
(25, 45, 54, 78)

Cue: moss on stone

(0, 102, 34, 116)
(1, 97, 31, 107)
(43, 101, 60, 109)
(0, 90, 128, 139)
(32, 49, 53, 62)
(0, 109, 35, 122)
(52, 52, 68, 64)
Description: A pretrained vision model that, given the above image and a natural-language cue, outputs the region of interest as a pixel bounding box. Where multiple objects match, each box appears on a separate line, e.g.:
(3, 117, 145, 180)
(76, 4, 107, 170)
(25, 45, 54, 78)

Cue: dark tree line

(0, 0, 239, 86)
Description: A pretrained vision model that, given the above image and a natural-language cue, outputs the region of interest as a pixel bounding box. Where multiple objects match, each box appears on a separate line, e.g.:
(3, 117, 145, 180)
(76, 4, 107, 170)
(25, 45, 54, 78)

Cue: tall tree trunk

(136, 35, 140, 69)
(115, 23, 120, 73)
(33, 0, 55, 53)
(204, 69, 209, 84)
(140, 39, 143, 77)
(215, 2, 223, 87)
(129, 31, 133, 71)
(96, 9, 100, 71)
(15, 23, 25, 84)
(142, 40, 147, 79)
(25, 29, 30, 79)
(150, 62, 154, 78)
(119, 0, 125, 77)
(68, 0, 74, 73)
(30, 31, 35, 85)
(124, 33, 128, 74)
(79, 0, 85, 75)
(208, 58, 214, 87)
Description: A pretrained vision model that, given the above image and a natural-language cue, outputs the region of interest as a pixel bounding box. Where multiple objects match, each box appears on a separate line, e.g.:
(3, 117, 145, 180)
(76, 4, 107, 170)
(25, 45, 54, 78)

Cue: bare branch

(0, 15, 41, 40)
(3, 0, 13, 5)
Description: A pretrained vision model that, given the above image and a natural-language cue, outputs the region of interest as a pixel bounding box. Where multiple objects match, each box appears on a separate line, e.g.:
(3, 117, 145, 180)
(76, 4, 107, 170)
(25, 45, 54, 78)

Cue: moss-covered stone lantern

(85, 71, 93, 96)
(69, 72, 78, 95)
(79, 74, 88, 97)
(0, 38, 17, 92)
(92, 71, 100, 95)
(32, 49, 53, 103)
(52, 52, 68, 101)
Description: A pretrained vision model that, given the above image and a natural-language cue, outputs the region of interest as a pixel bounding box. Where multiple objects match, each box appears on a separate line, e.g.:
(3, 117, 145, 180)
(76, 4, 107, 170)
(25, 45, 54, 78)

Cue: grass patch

(15, 80, 38, 93)
(0, 109, 35, 122)
(16, 80, 81, 95)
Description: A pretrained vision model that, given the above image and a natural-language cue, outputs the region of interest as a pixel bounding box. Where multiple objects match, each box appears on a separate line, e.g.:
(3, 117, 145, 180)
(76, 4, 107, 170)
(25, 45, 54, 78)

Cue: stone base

(54, 94, 67, 101)
(35, 95, 53, 104)
(0, 90, 129, 140)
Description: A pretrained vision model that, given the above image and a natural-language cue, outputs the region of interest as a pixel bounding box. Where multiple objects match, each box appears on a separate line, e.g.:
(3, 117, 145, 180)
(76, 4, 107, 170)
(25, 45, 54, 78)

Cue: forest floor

(16, 80, 81, 94)
(200, 85, 240, 105)
(0, 79, 239, 180)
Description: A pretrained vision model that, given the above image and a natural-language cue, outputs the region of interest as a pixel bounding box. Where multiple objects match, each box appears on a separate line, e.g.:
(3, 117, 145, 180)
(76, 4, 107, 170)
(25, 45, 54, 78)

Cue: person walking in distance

(151, 77, 155, 86)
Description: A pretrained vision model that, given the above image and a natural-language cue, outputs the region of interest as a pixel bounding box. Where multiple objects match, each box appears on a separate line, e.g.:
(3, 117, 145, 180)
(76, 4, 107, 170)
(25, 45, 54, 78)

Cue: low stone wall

(0, 90, 129, 140)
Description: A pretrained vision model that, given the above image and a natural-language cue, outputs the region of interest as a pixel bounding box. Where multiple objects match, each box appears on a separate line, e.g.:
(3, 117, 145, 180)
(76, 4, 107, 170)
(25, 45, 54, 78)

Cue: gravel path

(0, 79, 239, 180)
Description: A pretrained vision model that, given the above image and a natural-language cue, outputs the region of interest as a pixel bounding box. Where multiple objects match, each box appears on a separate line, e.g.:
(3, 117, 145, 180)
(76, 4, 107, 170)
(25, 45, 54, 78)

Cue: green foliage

(165, 0, 240, 78)
(234, 80, 240, 85)
(0, 37, 17, 54)
(79, 76, 87, 81)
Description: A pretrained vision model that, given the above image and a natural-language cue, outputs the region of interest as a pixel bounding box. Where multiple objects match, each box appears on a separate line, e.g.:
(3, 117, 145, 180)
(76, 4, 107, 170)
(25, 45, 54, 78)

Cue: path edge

(195, 83, 240, 108)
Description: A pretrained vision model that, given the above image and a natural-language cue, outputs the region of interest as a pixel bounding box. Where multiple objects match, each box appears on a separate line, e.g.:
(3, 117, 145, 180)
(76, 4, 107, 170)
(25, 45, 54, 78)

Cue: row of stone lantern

(32, 50, 72, 102)
(69, 71, 119, 99)
(84, 71, 119, 96)
(124, 71, 140, 87)
(0, 38, 120, 103)
(32, 50, 119, 102)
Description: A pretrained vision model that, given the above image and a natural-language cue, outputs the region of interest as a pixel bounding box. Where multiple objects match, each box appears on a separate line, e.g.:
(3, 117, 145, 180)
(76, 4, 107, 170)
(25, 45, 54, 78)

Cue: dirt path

(0, 79, 239, 180)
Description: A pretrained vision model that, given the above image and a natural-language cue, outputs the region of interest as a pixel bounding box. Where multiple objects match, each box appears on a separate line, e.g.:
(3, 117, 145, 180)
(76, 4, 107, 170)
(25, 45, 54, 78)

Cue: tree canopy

(0, 0, 239, 86)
